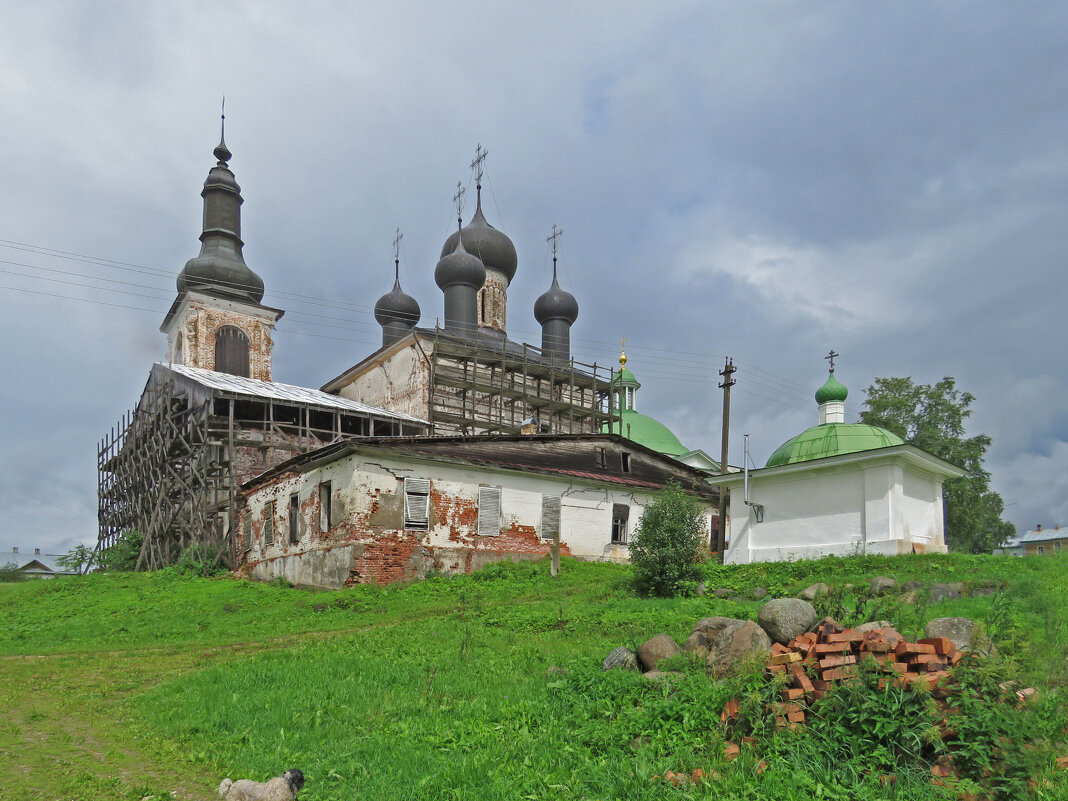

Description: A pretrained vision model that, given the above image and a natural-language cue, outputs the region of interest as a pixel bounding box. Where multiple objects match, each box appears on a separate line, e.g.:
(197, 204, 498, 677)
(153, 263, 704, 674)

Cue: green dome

(766, 423, 904, 467)
(604, 410, 687, 456)
(815, 372, 848, 404)
(617, 367, 639, 386)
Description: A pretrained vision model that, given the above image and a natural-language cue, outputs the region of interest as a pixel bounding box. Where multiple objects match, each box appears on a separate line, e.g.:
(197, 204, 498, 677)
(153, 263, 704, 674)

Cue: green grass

(3, 553, 1068, 800)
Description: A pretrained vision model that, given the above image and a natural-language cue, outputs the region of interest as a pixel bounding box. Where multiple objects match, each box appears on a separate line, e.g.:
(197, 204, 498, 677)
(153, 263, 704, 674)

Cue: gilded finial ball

(619, 349, 627, 367)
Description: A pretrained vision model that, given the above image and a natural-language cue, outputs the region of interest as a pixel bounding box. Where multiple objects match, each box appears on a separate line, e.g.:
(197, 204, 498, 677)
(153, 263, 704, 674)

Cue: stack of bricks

(758, 619, 962, 727)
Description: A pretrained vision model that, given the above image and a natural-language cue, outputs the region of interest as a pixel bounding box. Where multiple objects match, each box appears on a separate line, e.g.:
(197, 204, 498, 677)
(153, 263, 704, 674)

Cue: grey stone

(712, 588, 733, 598)
(870, 576, 898, 595)
(729, 596, 745, 604)
(924, 617, 994, 655)
(929, 583, 963, 603)
(706, 620, 772, 675)
(637, 633, 682, 672)
(692, 616, 745, 639)
(758, 598, 818, 644)
(798, 582, 830, 601)
(695, 581, 706, 596)
(602, 646, 640, 672)
(901, 581, 924, 593)
(751, 586, 769, 600)
(970, 586, 997, 597)
(683, 630, 710, 660)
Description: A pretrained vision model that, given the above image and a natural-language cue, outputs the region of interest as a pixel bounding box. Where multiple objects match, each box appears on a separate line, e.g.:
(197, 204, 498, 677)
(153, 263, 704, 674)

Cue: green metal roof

(765, 423, 904, 467)
(616, 367, 639, 386)
(604, 409, 687, 456)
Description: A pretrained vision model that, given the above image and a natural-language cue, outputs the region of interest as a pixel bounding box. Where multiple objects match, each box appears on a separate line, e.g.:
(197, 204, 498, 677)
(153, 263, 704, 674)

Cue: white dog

(218, 768, 304, 800)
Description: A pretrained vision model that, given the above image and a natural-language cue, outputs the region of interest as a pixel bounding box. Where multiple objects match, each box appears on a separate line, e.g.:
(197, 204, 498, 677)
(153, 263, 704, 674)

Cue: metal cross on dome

(826, 349, 839, 372)
(470, 143, 487, 186)
(392, 227, 403, 265)
(453, 181, 466, 220)
(546, 224, 563, 259)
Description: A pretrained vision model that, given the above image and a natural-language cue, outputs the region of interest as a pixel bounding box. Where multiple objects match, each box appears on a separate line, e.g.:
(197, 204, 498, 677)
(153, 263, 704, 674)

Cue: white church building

(719, 367, 965, 564)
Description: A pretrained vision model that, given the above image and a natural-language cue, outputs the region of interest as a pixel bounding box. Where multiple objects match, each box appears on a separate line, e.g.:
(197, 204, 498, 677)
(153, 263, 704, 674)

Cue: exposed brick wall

(477, 269, 508, 332)
(171, 298, 277, 381)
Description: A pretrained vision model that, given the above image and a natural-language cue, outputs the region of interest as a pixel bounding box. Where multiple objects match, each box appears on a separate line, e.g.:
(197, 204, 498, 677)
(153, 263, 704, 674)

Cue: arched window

(214, 325, 250, 377)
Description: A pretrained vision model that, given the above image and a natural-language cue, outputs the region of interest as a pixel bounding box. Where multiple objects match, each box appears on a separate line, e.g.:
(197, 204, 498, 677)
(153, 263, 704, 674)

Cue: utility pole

(715, 357, 736, 561)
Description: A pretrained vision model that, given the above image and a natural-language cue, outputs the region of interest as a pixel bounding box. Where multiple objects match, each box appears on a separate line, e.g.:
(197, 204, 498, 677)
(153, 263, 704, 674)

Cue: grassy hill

(2, 553, 1067, 800)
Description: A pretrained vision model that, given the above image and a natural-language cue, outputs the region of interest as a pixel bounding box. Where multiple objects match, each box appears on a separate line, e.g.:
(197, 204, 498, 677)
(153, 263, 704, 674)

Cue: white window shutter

(404, 478, 431, 529)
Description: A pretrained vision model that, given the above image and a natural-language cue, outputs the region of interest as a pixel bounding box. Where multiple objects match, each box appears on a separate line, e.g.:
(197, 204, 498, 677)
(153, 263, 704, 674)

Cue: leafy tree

(98, 530, 143, 572)
(57, 544, 95, 574)
(629, 481, 706, 596)
(860, 376, 1014, 553)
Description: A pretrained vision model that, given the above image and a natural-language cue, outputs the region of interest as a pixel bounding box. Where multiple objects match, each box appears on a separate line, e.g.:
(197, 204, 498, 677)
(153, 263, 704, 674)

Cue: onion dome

(434, 232, 486, 290)
(440, 186, 517, 282)
(176, 129, 265, 304)
(534, 273, 579, 325)
(815, 372, 848, 404)
(374, 274, 420, 329)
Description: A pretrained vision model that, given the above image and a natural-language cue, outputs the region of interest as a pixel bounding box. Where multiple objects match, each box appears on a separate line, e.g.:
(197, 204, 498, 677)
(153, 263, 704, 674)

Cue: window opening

(319, 482, 332, 533)
(214, 325, 250, 377)
(404, 477, 431, 530)
(541, 496, 561, 540)
(621, 452, 631, 472)
(478, 487, 501, 537)
(288, 493, 300, 544)
(611, 503, 630, 544)
(597, 448, 607, 469)
(264, 501, 275, 546)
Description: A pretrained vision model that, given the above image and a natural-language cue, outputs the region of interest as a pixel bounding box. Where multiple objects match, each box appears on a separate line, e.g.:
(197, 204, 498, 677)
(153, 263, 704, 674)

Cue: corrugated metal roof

(165, 364, 427, 424)
(1002, 527, 1067, 548)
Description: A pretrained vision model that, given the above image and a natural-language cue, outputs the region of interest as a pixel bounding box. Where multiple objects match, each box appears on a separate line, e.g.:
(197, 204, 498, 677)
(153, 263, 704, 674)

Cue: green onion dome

(815, 372, 849, 404)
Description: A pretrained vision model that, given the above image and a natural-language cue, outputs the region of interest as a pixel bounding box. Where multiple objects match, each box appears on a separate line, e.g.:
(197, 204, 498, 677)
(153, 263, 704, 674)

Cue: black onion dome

(440, 196, 517, 282)
(176, 136, 265, 304)
(534, 274, 579, 324)
(434, 234, 486, 290)
(374, 278, 421, 327)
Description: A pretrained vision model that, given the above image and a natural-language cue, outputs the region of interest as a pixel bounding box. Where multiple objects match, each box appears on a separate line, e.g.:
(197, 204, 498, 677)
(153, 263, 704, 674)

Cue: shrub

(98, 530, 143, 572)
(629, 481, 706, 597)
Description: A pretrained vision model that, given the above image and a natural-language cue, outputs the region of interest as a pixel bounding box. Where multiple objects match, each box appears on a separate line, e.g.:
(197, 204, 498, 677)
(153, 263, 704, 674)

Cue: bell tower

(160, 111, 283, 380)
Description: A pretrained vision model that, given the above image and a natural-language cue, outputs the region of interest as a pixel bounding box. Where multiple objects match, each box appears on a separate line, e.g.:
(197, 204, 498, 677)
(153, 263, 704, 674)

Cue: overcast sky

(1, 2, 1065, 555)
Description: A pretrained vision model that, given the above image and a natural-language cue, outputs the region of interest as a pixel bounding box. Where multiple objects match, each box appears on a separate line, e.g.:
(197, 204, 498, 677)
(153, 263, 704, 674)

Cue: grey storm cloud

(0, 1, 1065, 553)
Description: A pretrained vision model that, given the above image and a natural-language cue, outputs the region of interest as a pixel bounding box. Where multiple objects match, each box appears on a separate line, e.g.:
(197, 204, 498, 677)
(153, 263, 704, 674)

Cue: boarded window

(264, 501, 275, 546)
(288, 493, 300, 544)
(215, 325, 250, 377)
(478, 487, 501, 537)
(319, 482, 332, 533)
(404, 477, 431, 530)
(541, 496, 561, 540)
(243, 511, 252, 549)
(611, 503, 629, 544)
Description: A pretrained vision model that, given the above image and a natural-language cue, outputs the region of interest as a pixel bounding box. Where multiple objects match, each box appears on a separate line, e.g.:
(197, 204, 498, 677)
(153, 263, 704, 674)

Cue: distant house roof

(1001, 526, 1067, 549)
(160, 363, 428, 424)
(0, 550, 74, 576)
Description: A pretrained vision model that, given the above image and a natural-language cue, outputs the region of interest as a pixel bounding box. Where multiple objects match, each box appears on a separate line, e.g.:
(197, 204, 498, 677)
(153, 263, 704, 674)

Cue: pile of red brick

(722, 618, 961, 731)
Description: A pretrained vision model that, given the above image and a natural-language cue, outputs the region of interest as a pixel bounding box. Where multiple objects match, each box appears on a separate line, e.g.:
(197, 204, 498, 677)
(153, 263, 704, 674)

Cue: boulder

(870, 576, 898, 595)
(924, 617, 993, 655)
(758, 598, 817, 644)
(602, 646, 640, 672)
(706, 620, 771, 675)
(712, 588, 734, 599)
(692, 616, 744, 639)
(798, 582, 830, 601)
(637, 634, 682, 672)
(751, 586, 769, 600)
(901, 581, 924, 593)
(695, 581, 706, 596)
(929, 583, 964, 603)
(683, 630, 710, 660)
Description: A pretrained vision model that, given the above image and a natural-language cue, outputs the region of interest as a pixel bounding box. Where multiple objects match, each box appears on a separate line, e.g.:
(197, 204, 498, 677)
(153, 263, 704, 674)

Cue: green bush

(97, 530, 143, 571)
(629, 481, 706, 597)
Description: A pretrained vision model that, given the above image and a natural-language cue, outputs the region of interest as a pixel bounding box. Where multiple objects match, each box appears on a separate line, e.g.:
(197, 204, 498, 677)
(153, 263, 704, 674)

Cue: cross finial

(470, 143, 488, 187)
(825, 349, 839, 372)
(547, 224, 563, 260)
(220, 96, 226, 138)
(619, 336, 627, 367)
(453, 181, 466, 225)
(392, 227, 403, 278)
